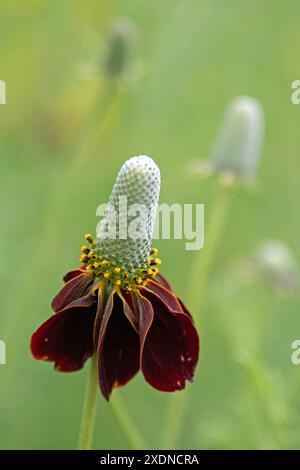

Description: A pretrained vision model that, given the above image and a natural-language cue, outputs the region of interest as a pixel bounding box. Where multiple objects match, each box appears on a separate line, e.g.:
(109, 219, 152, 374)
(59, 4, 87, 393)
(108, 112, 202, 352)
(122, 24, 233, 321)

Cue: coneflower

(30, 156, 199, 400)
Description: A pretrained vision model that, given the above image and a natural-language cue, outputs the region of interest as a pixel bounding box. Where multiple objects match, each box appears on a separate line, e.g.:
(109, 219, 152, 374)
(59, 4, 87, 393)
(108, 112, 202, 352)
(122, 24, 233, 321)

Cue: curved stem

(163, 184, 232, 449)
(78, 354, 98, 450)
(110, 393, 146, 450)
(188, 184, 231, 326)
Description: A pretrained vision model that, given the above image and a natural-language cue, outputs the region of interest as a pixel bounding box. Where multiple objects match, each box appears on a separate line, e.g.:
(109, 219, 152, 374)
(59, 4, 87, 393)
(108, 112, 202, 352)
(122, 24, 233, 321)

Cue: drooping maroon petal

(176, 297, 193, 319)
(144, 280, 183, 312)
(145, 280, 193, 319)
(152, 272, 173, 291)
(118, 289, 139, 332)
(30, 303, 97, 372)
(97, 291, 140, 400)
(51, 271, 94, 312)
(63, 269, 83, 283)
(136, 290, 199, 392)
(134, 291, 154, 354)
(93, 280, 106, 347)
(59, 291, 96, 312)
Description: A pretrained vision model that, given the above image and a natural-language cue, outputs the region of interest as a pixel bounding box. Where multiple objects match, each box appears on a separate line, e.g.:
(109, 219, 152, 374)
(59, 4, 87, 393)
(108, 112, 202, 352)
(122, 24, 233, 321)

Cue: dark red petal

(30, 305, 97, 372)
(51, 271, 94, 312)
(152, 272, 173, 291)
(118, 289, 139, 332)
(134, 291, 154, 353)
(176, 297, 193, 319)
(136, 290, 199, 392)
(93, 281, 106, 347)
(144, 280, 194, 320)
(143, 280, 182, 312)
(97, 291, 140, 400)
(63, 269, 83, 283)
(59, 292, 95, 312)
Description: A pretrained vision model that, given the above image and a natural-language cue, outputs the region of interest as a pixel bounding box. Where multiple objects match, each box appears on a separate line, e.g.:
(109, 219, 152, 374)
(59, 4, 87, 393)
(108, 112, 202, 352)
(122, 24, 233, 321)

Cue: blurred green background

(1, 0, 300, 450)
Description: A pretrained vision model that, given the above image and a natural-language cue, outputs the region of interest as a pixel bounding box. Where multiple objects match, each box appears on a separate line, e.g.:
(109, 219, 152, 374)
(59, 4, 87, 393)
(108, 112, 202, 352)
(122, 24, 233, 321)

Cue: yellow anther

(80, 254, 88, 263)
(150, 248, 158, 256)
(114, 267, 121, 273)
(151, 268, 159, 275)
(115, 279, 121, 286)
(100, 260, 110, 267)
(94, 262, 101, 268)
(126, 286, 132, 292)
(147, 268, 153, 275)
(154, 258, 162, 265)
(88, 251, 94, 259)
(86, 264, 93, 270)
(84, 234, 94, 244)
(103, 271, 111, 279)
(137, 277, 143, 284)
(80, 245, 89, 253)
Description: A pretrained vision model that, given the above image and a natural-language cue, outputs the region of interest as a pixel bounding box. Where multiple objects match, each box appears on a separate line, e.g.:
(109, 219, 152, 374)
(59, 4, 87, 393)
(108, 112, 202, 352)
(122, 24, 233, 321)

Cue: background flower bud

(211, 96, 264, 184)
(254, 240, 299, 292)
(103, 17, 137, 81)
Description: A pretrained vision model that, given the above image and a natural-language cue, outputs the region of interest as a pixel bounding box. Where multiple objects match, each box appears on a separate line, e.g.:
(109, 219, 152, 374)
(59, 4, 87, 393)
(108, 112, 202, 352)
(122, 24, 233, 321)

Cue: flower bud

(96, 156, 160, 273)
(103, 17, 137, 81)
(211, 96, 264, 183)
(254, 240, 299, 292)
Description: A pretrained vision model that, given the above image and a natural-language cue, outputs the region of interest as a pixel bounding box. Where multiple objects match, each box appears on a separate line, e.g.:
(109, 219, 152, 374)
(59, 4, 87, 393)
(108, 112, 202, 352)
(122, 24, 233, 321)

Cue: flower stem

(163, 183, 232, 449)
(110, 393, 146, 450)
(188, 183, 232, 326)
(78, 354, 98, 450)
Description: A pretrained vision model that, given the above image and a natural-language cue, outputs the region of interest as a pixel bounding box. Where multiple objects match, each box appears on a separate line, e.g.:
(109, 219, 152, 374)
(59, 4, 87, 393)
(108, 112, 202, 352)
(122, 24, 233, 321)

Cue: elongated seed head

(96, 156, 160, 273)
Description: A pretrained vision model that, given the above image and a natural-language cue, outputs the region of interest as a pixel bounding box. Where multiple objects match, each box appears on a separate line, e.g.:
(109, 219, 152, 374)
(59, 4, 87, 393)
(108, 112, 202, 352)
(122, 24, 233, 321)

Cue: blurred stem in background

(163, 96, 265, 449)
(110, 394, 146, 450)
(188, 184, 231, 324)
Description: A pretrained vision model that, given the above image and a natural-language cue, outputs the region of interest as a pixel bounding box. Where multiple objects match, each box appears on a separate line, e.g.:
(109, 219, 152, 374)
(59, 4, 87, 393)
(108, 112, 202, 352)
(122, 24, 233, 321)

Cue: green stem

(188, 184, 232, 326)
(110, 393, 146, 450)
(78, 354, 98, 450)
(163, 184, 232, 449)
(70, 84, 120, 169)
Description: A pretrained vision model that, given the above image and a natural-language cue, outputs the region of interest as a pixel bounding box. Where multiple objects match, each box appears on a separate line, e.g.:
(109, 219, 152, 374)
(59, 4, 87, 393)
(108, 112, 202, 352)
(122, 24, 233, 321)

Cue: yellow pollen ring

(80, 236, 161, 291)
